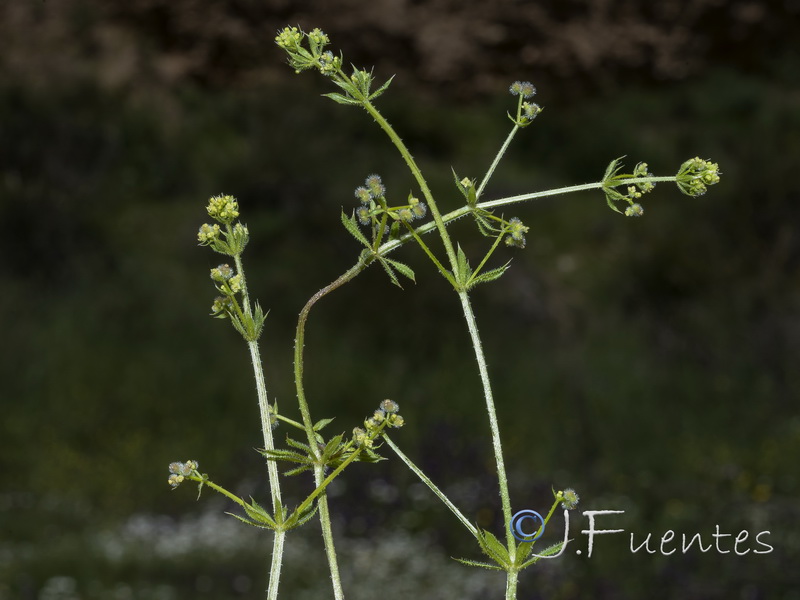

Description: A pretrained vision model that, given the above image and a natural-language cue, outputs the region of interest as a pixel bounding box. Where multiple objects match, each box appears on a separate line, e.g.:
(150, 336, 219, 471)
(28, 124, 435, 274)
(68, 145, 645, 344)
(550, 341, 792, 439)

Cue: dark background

(1, 1, 799, 598)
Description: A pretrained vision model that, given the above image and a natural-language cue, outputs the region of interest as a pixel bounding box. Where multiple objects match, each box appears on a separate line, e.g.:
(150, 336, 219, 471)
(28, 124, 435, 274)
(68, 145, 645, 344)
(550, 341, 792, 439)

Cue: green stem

(376, 176, 676, 257)
(466, 226, 508, 288)
(293, 260, 369, 600)
(477, 124, 520, 199)
(505, 569, 519, 600)
(361, 101, 459, 275)
(383, 435, 477, 537)
(457, 291, 516, 583)
(233, 252, 286, 600)
(189, 476, 248, 507)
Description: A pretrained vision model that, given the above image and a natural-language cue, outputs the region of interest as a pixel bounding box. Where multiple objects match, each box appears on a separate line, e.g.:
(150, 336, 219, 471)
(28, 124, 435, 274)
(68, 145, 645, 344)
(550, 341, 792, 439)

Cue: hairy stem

(458, 290, 517, 599)
(234, 251, 286, 600)
(361, 101, 459, 275)
(477, 124, 520, 199)
(293, 260, 369, 600)
(383, 435, 477, 537)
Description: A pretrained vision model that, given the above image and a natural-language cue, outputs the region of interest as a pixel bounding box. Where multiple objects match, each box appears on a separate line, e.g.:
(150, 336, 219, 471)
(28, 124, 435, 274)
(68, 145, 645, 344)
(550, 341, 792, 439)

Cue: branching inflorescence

(167, 26, 721, 600)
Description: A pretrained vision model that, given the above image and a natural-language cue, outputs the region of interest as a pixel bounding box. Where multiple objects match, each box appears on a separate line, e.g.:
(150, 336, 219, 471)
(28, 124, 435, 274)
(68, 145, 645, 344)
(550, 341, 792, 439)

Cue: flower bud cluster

(168, 460, 199, 488)
(676, 157, 721, 197)
(275, 27, 339, 76)
(505, 217, 529, 248)
(509, 81, 542, 126)
(198, 195, 249, 256)
(353, 399, 404, 448)
(354, 174, 428, 235)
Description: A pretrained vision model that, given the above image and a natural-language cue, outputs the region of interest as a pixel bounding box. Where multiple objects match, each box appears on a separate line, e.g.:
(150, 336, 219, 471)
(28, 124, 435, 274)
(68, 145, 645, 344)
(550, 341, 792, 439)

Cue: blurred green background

(1, 1, 799, 598)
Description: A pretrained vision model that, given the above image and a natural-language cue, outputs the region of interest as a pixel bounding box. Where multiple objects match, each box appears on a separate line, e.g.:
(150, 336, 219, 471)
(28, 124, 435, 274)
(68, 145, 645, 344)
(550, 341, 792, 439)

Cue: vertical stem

(505, 569, 519, 600)
(235, 248, 286, 600)
(293, 261, 368, 600)
(266, 531, 285, 600)
(457, 291, 516, 548)
(246, 344, 285, 599)
(361, 101, 459, 272)
(247, 340, 282, 508)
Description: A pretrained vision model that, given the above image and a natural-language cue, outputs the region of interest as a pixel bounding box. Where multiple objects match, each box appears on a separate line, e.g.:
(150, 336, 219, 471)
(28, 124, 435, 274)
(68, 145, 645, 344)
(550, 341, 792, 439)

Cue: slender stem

(234, 252, 286, 600)
(383, 435, 477, 537)
(246, 342, 286, 600)
(376, 176, 676, 256)
(247, 340, 282, 508)
(361, 101, 459, 274)
(457, 291, 516, 547)
(293, 260, 369, 600)
(466, 226, 508, 288)
(267, 532, 285, 600)
(477, 124, 520, 199)
(188, 476, 248, 507)
(505, 569, 519, 600)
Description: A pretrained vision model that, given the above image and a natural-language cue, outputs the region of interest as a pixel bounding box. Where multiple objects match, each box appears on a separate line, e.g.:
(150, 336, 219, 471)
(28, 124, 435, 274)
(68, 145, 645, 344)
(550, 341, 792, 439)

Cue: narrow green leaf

(323, 434, 344, 459)
(467, 262, 510, 289)
(242, 500, 277, 528)
(452, 557, 504, 571)
(285, 501, 319, 530)
(259, 449, 312, 464)
(313, 418, 335, 431)
(603, 156, 625, 182)
(284, 464, 313, 477)
(285, 436, 312, 453)
(467, 184, 477, 207)
(340, 210, 372, 248)
(385, 258, 416, 282)
(451, 167, 469, 200)
(476, 529, 511, 567)
(604, 190, 623, 214)
(518, 540, 566, 570)
(322, 92, 360, 106)
(455, 244, 471, 287)
(226, 511, 274, 530)
(379, 258, 402, 288)
(291, 502, 319, 528)
(369, 74, 395, 100)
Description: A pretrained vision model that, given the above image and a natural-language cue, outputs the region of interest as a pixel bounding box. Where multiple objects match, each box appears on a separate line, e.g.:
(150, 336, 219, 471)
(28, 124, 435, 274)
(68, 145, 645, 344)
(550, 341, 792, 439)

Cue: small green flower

(352, 427, 372, 448)
(387, 414, 405, 428)
(307, 28, 330, 48)
(210, 264, 234, 282)
(676, 157, 721, 197)
(560, 488, 580, 510)
(625, 203, 644, 217)
(380, 399, 399, 414)
(228, 274, 243, 293)
(198, 223, 221, 245)
(411, 201, 427, 219)
(211, 295, 233, 316)
(397, 208, 414, 222)
(167, 460, 198, 488)
(365, 174, 385, 198)
(355, 186, 372, 204)
(509, 81, 536, 98)
(275, 27, 303, 51)
(505, 217, 529, 248)
(356, 205, 372, 225)
(318, 51, 341, 75)
(207, 194, 240, 224)
(521, 102, 542, 122)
